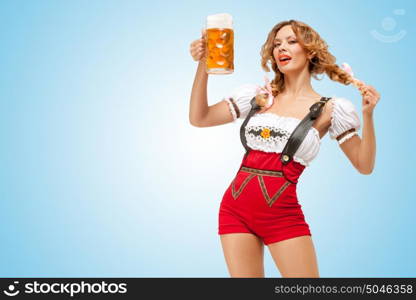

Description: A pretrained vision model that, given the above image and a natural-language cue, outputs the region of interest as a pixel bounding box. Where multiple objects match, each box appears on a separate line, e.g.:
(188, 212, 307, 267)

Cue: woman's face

(272, 25, 310, 74)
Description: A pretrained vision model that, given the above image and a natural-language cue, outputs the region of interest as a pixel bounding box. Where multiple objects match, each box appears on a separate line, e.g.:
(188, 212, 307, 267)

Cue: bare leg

(267, 235, 319, 277)
(220, 233, 264, 277)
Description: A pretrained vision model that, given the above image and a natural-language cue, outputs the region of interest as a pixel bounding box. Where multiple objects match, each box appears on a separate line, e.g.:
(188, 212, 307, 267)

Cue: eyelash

(274, 40, 297, 47)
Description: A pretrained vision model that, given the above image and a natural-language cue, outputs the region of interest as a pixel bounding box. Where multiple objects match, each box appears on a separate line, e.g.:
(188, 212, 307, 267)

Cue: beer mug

(205, 13, 234, 74)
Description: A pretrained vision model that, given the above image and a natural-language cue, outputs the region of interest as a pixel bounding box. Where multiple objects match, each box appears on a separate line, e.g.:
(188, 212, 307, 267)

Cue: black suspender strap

(240, 97, 261, 154)
(280, 97, 331, 165)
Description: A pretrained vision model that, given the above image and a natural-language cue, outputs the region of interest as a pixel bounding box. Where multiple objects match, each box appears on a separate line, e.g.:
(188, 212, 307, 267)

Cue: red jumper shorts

(218, 149, 312, 245)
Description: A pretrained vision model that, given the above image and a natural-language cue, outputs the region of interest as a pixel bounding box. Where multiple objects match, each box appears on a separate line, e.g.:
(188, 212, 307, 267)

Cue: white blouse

(222, 83, 361, 167)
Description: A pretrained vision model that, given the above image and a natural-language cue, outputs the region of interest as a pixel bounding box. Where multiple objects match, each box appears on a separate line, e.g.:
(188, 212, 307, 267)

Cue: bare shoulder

(322, 97, 335, 116)
(313, 96, 334, 133)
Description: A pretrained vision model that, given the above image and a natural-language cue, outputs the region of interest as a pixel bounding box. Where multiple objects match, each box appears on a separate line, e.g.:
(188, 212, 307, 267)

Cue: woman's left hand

(357, 81, 381, 116)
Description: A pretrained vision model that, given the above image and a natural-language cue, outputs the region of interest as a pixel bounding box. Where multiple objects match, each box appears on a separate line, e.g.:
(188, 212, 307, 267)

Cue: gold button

(283, 155, 289, 161)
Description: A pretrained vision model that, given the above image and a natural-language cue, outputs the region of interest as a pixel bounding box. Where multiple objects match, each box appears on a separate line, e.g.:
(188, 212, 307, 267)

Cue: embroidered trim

(229, 98, 240, 118)
(235, 166, 290, 207)
(258, 176, 291, 207)
(240, 166, 283, 177)
(246, 126, 289, 140)
(336, 128, 357, 144)
(231, 173, 256, 199)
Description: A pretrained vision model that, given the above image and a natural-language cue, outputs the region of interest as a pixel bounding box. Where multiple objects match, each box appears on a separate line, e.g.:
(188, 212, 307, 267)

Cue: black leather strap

(280, 97, 331, 164)
(240, 97, 261, 153)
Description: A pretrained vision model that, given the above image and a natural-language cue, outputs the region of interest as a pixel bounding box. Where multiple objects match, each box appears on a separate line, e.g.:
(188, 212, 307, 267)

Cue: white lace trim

(245, 113, 322, 167)
(223, 98, 237, 122)
(256, 112, 321, 138)
(338, 131, 358, 145)
(246, 125, 291, 143)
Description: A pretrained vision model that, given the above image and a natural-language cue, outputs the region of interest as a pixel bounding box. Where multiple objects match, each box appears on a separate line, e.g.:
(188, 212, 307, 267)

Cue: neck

(282, 67, 317, 99)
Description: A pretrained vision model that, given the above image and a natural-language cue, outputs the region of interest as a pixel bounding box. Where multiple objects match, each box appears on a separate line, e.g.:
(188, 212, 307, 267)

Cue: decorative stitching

(237, 166, 290, 207)
(231, 173, 256, 199)
(257, 176, 291, 207)
(240, 166, 283, 177)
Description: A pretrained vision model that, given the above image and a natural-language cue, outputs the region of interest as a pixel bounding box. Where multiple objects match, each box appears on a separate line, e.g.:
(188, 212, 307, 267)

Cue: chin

(279, 64, 303, 74)
(278, 67, 295, 74)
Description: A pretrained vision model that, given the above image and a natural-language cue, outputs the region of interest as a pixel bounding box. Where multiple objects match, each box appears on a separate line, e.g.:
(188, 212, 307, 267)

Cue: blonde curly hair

(260, 19, 354, 98)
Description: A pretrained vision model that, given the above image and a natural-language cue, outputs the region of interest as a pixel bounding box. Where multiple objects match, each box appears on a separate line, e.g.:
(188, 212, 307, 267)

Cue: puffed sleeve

(222, 84, 258, 123)
(328, 97, 361, 145)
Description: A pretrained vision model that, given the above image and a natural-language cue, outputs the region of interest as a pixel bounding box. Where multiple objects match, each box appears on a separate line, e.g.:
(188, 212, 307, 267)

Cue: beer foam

(206, 13, 233, 29)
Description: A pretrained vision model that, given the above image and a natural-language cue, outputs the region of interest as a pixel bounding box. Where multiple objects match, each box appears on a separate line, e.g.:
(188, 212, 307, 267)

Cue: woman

(188, 20, 380, 278)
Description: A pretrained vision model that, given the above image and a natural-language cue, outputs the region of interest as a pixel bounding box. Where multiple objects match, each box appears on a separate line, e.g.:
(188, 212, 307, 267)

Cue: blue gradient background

(0, 0, 414, 277)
